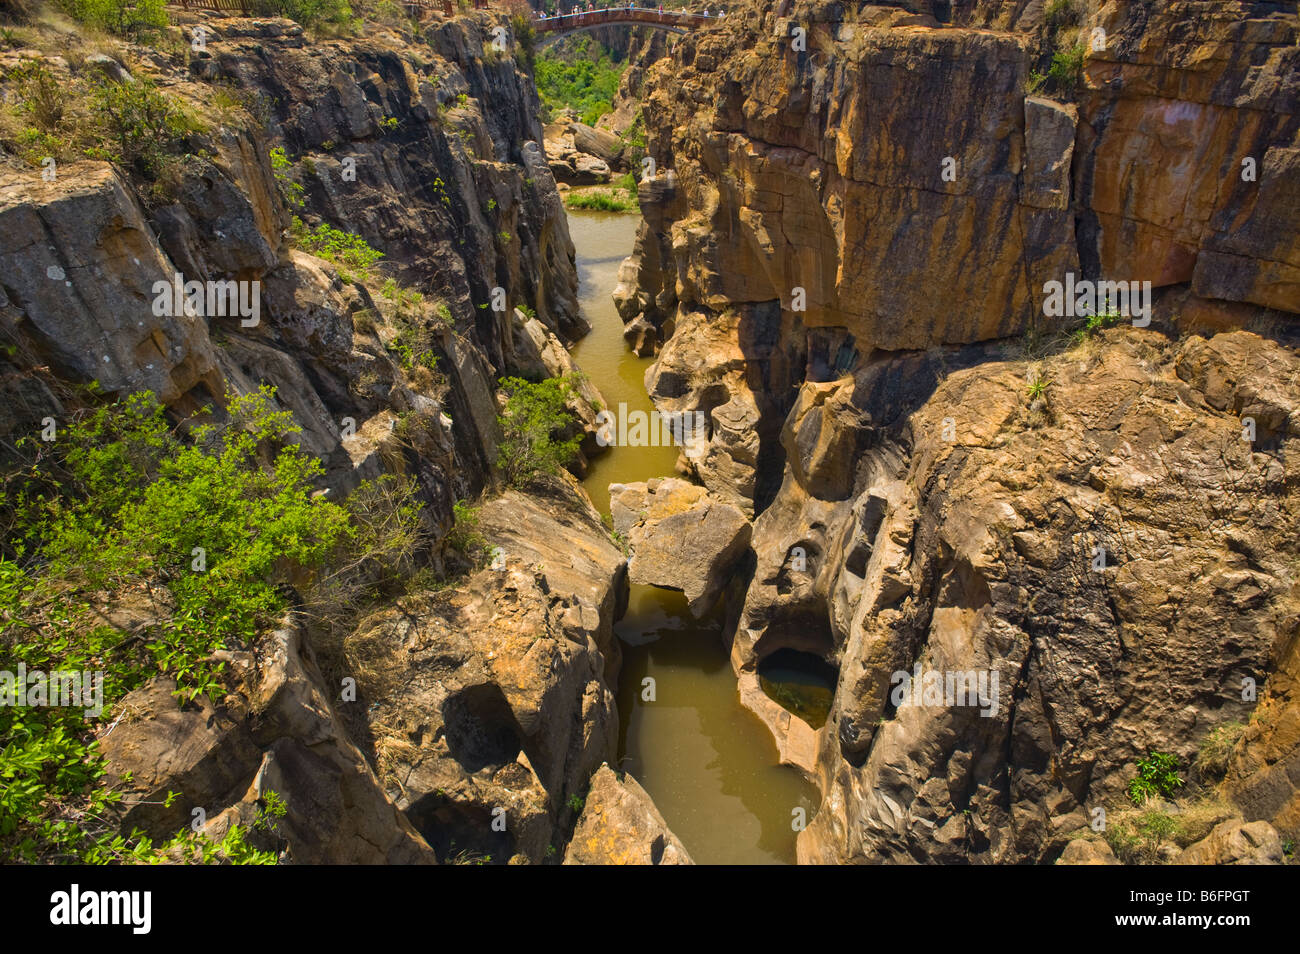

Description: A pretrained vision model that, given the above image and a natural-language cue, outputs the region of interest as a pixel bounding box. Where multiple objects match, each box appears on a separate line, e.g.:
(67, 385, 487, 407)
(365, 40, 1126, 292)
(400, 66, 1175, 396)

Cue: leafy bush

(290, 217, 384, 277)
(0, 388, 396, 862)
(1047, 43, 1087, 93)
(93, 77, 200, 178)
(60, 0, 168, 37)
(1127, 752, 1184, 806)
(495, 376, 581, 486)
(445, 499, 486, 559)
(270, 146, 305, 209)
(11, 60, 64, 135)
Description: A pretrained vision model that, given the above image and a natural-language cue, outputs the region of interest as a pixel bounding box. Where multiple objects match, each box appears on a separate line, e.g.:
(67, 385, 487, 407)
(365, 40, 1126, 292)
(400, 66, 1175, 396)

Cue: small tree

(495, 376, 581, 486)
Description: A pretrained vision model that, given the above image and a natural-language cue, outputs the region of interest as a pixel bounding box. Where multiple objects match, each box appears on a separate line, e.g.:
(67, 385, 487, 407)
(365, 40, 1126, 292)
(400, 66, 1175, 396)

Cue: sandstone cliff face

(618, 0, 1298, 512)
(621, 0, 1300, 862)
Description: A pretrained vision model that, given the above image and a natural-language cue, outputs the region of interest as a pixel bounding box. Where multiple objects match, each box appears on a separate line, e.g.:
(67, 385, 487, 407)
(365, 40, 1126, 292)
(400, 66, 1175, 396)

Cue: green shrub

(11, 60, 64, 136)
(270, 146, 305, 209)
(290, 217, 384, 277)
(93, 77, 200, 178)
(1127, 752, 1184, 806)
(0, 387, 389, 862)
(495, 376, 581, 486)
(60, 0, 168, 37)
(1047, 43, 1087, 93)
(445, 499, 486, 559)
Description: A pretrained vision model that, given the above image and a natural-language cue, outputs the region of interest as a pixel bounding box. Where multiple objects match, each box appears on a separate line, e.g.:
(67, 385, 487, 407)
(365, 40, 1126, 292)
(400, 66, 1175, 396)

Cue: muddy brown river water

(567, 209, 818, 865)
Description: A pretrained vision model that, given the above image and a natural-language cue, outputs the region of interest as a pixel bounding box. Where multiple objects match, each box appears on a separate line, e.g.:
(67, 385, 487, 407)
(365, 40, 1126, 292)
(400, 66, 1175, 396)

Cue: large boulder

(569, 122, 625, 168)
(564, 764, 694, 865)
(1176, 819, 1285, 866)
(610, 477, 752, 616)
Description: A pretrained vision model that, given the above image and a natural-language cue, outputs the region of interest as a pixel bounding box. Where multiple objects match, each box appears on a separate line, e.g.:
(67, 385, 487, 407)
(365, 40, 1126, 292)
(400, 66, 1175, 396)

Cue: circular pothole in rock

(757, 649, 837, 730)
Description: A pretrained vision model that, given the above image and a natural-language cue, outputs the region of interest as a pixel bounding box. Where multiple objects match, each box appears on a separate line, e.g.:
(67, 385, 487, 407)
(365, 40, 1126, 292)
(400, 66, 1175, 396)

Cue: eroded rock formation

(619, 0, 1300, 863)
(1, 9, 636, 865)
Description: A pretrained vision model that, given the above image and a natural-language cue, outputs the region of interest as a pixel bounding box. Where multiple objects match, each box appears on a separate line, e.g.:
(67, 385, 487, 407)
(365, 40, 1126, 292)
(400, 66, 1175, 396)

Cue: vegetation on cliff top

(0, 56, 207, 200)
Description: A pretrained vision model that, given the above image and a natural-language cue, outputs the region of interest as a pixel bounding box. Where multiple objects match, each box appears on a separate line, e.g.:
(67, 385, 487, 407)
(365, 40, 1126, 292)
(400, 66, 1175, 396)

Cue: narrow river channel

(566, 209, 818, 865)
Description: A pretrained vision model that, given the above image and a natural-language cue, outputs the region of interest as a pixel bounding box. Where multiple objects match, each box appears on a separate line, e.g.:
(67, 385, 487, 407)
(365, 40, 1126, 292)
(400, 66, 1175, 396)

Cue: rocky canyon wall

(620, 0, 1300, 862)
(1, 9, 627, 863)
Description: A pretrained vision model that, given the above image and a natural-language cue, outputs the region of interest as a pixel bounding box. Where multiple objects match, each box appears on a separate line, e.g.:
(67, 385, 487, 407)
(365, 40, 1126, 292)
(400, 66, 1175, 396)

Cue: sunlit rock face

(618, 0, 1300, 863)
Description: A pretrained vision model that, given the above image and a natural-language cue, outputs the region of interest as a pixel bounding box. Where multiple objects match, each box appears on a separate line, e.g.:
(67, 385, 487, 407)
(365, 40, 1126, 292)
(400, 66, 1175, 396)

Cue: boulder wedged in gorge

(345, 484, 627, 863)
(543, 122, 621, 184)
(610, 477, 753, 617)
(563, 763, 694, 865)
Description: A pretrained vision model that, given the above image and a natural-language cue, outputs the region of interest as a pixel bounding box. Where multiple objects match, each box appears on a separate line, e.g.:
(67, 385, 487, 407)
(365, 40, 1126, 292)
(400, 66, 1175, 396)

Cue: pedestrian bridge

(533, 8, 719, 43)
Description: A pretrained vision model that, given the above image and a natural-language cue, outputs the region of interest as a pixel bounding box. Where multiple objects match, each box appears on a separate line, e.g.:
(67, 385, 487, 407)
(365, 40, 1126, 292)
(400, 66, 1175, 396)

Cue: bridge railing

(172, 0, 253, 12)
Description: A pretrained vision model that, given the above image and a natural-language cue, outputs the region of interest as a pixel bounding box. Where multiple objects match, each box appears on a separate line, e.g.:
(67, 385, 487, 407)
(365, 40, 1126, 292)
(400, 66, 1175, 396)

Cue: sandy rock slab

(564, 764, 693, 865)
(609, 477, 752, 616)
(1176, 819, 1285, 865)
